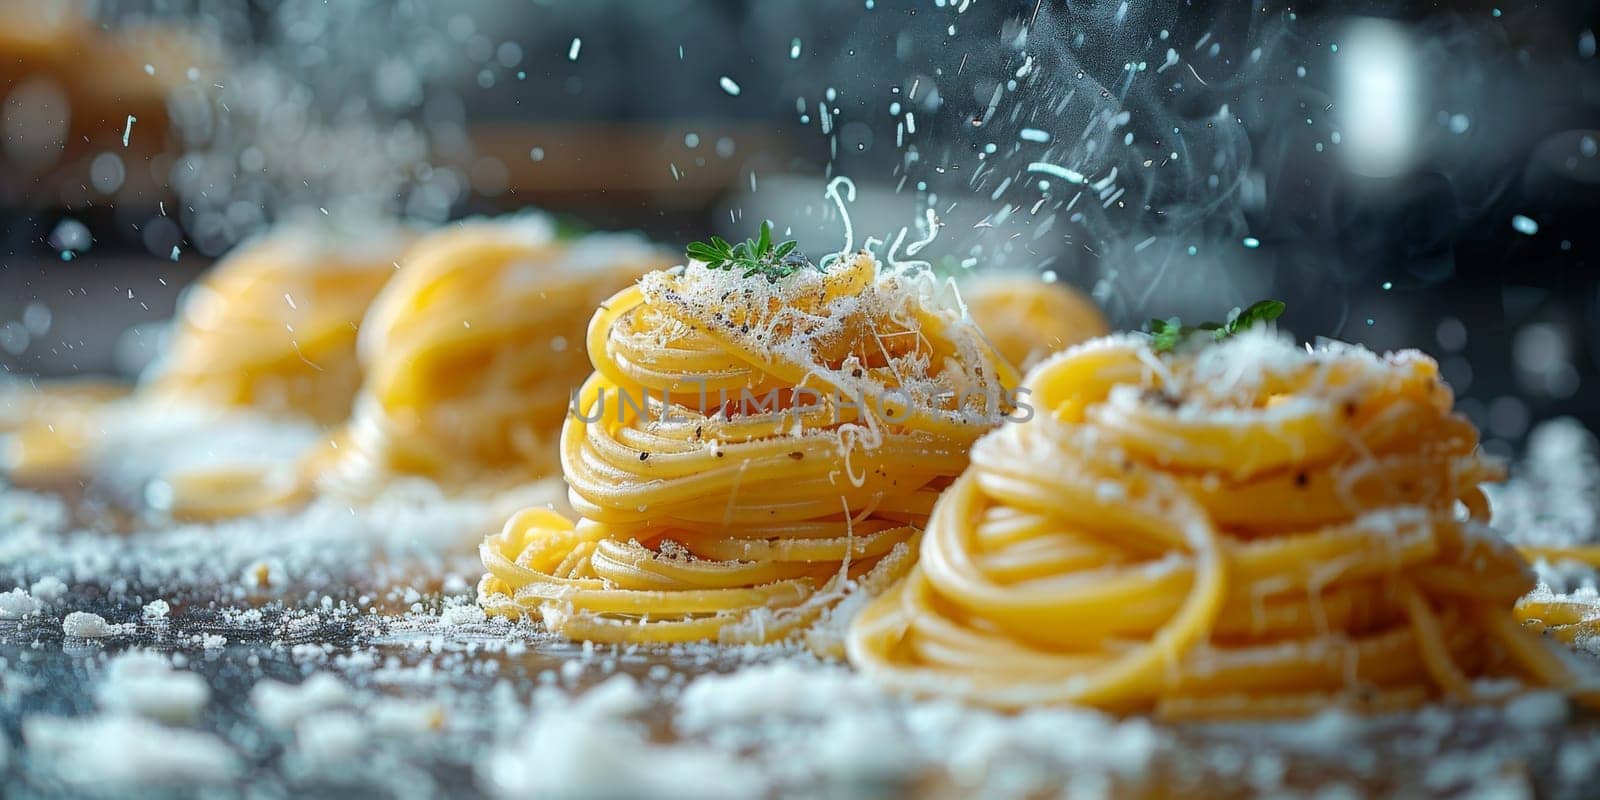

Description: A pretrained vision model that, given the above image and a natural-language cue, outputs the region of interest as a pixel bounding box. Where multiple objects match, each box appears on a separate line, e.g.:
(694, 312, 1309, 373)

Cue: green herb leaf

(685, 221, 817, 282)
(1144, 301, 1286, 352)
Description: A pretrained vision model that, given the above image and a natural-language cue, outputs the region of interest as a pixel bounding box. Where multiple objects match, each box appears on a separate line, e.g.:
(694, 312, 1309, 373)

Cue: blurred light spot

(1436, 317, 1467, 351)
(1511, 214, 1539, 235)
(497, 42, 524, 68)
(0, 322, 28, 356)
(1440, 356, 1473, 392)
(141, 216, 182, 258)
(22, 302, 51, 337)
(1336, 19, 1417, 177)
(90, 153, 126, 194)
(840, 122, 873, 153)
(470, 157, 508, 196)
(1513, 322, 1568, 376)
(114, 322, 167, 378)
(375, 59, 422, 108)
(1488, 396, 1529, 439)
(1546, 364, 1581, 398)
(49, 218, 91, 254)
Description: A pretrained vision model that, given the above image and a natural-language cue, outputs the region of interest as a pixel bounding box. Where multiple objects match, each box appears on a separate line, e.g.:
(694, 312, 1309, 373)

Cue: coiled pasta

(1514, 543, 1600, 645)
(314, 215, 671, 494)
(147, 223, 410, 425)
(478, 250, 1019, 647)
(961, 274, 1108, 370)
(5, 222, 404, 507)
(848, 332, 1589, 717)
(1, 380, 128, 478)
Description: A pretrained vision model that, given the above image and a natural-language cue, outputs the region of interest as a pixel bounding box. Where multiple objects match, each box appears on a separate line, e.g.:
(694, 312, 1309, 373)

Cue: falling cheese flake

(1019, 128, 1051, 143)
(568, 38, 581, 61)
(1511, 215, 1540, 235)
(1025, 162, 1086, 184)
(790, 38, 802, 60)
(123, 115, 136, 148)
(719, 76, 741, 96)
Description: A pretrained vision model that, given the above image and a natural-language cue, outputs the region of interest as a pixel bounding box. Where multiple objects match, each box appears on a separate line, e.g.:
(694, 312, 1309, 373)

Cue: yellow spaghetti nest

(1, 380, 128, 478)
(147, 225, 408, 425)
(316, 216, 670, 493)
(848, 331, 1590, 718)
(478, 250, 1019, 647)
(961, 274, 1108, 370)
(5, 223, 402, 492)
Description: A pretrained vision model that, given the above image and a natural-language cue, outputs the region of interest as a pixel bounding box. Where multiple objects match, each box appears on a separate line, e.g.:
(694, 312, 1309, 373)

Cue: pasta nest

(960, 274, 1108, 370)
(146, 227, 407, 425)
(848, 331, 1590, 717)
(316, 216, 670, 494)
(478, 252, 1019, 648)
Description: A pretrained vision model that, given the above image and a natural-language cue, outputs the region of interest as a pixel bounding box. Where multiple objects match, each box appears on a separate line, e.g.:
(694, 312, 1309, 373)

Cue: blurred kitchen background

(2, 0, 1599, 457)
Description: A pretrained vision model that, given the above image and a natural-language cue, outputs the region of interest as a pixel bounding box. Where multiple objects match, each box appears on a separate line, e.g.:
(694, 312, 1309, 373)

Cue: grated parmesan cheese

(0, 588, 41, 620)
(62, 611, 127, 638)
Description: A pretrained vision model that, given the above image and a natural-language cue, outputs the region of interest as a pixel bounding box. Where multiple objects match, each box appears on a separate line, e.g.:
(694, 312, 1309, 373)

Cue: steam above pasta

(479, 250, 1019, 648)
(848, 331, 1590, 717)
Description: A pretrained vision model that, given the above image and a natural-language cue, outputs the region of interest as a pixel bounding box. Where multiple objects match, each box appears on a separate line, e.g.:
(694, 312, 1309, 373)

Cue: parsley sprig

(1145, 299, 1286, 353)
(685, 222, 815, 282)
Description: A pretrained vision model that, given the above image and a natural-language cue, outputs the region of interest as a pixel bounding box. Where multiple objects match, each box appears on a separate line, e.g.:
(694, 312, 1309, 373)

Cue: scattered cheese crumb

(439, 601, 486, 626)
(63, 611, 124, 638)
(252, 673, 351, 729)
(96, 651, 210, 723)
(0, 588, 41, 620)
(28, 575, 67, 602)
(23, 715, 240, 786)
(294, 711, 367, 762)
